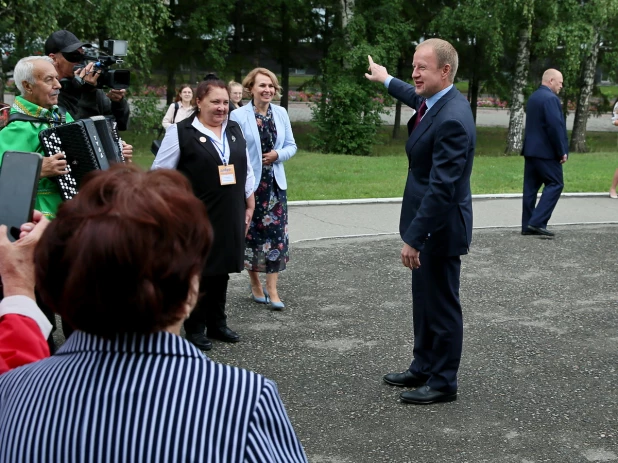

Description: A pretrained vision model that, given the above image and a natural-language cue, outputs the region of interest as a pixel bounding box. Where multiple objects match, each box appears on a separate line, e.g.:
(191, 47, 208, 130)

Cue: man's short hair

(35, 165, 213, 339)
(44, 30, 91, 55)
(13, 56, 54, 94)
(417, 38, 459, 82)
(542, 68, 562, 84)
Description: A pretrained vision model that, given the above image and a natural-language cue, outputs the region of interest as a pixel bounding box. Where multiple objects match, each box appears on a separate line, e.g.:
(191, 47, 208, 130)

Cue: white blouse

(151, 118, 255, 198)
(162, 103, 195, 129)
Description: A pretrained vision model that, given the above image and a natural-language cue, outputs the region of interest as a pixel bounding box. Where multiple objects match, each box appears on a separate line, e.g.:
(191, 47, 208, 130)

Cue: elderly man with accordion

(0, 55, 132, 345)
(0, 56, 132, 219)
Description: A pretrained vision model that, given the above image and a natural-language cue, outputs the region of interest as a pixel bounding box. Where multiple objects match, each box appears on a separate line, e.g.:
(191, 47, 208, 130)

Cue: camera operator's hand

(121, 141, 133, 163)
(0, 211, 49, 299)
(75, 61, 100, 87)
(108, 89, 126, 102)
(41, 153, 68, 178)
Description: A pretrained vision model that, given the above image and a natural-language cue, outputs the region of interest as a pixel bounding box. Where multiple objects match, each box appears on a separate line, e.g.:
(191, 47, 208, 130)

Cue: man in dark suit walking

(521, 69, 569, 237)
(365, 38, 475, 405)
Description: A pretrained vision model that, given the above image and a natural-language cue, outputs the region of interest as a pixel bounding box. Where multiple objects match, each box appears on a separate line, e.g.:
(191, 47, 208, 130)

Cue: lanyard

(209, 130, 227, 165)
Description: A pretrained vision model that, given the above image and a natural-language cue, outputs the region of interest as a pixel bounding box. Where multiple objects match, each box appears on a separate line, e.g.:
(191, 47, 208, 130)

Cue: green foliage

(311, 0, 410, 155)
(130, 96, 164, 136)
(311, 76, 385, 155)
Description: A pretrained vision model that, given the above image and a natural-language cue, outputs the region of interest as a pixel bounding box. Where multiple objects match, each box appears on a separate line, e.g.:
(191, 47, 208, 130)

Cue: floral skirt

(245, 165, 289, 273)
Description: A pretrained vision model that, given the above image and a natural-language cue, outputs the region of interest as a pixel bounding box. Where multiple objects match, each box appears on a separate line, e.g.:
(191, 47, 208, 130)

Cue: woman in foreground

(0, 165, 307, 463)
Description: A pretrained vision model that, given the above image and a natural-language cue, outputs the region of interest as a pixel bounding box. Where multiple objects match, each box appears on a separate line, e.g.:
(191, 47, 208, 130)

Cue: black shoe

(521, 230, 537, 236)
(383, 370, 426, 388)
(400, 385, 457, 405)
(527, 225, 554, 237)
(208, 326, 240, 343)
(185, 333, 213, 351)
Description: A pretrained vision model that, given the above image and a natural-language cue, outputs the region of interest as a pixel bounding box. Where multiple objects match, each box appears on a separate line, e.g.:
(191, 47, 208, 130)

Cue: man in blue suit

(521, 69, 568, 237)
(366, 38, 475, 405)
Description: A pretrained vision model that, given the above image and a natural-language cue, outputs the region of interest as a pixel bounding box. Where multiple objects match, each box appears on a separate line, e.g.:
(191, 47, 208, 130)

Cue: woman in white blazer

(230, 68, 297, 310)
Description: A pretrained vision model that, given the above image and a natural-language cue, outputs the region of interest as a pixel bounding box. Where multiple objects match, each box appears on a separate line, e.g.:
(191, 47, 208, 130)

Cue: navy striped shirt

(0, 331, 307, 462)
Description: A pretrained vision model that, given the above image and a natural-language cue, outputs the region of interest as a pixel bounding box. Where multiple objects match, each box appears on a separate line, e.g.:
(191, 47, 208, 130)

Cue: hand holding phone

(0, 151, 43, 241)
(0, 210, 49, 299)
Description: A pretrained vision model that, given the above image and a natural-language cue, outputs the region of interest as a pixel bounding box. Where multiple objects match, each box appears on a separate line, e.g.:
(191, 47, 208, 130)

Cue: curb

(288, 192, 611, 207)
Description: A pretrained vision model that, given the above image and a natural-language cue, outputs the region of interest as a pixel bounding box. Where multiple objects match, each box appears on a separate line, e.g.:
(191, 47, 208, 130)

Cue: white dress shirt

(152, 118, 255, 198)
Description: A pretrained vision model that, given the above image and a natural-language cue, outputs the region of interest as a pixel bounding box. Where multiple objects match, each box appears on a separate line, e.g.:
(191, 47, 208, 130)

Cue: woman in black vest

(152, 78, 255, 351)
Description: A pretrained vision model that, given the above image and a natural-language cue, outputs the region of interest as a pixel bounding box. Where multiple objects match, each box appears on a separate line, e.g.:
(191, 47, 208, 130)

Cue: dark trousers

(409, 253, 462, 393)
(184, 273, 229, 335)
(522, 157, 564, 230)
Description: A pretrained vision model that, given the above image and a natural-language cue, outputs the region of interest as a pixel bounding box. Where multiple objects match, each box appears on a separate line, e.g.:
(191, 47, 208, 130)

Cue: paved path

(289, 194, 618, 242)
(47, 195, 617, 462)
(5, 93, 614, 131)
(285, 102, 617, 131)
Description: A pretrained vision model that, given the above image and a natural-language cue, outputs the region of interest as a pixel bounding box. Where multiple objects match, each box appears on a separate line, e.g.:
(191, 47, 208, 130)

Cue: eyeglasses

(61, 50, 84, 63)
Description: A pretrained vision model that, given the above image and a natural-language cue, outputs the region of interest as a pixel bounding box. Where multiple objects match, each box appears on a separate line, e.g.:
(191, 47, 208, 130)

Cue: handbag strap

(172, 102, 179, 122)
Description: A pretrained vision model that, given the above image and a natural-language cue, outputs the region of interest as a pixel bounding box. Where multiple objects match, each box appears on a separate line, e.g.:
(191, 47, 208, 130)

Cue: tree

(311, 0, 410, 155)
(504, 0, 535, 155)
(0, 0, 65, 100)
(430, 0, 506, 122)
(568, 0, 618, 152)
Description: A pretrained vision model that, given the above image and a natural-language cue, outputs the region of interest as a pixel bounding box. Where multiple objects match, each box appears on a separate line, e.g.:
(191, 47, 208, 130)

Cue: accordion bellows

(38, 117, 124, 201)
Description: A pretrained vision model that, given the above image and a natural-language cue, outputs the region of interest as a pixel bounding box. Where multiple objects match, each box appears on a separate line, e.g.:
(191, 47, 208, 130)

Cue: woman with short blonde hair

(230, 68, 296, 310)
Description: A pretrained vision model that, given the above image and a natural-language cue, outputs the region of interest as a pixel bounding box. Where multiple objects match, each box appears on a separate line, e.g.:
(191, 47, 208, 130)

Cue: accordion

(38, 117, 124, 201)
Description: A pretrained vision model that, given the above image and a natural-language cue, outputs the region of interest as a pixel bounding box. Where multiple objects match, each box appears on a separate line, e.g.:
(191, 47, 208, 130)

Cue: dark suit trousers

(184, 273, 229, 335)
(409, 253, 462, 393)
(522, 157, 564, 230)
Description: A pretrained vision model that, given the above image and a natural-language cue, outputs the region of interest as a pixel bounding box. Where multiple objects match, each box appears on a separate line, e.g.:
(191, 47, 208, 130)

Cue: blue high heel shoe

(270, 300, 285, 311)
(249, 284, 269, 304)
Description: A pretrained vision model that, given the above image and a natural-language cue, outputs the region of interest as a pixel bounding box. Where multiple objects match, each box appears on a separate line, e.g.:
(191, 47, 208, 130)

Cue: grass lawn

(128, 124, 618, 200)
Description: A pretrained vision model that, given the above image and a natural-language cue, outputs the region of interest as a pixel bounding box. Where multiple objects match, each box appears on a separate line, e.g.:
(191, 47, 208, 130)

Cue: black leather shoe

(207, 326, 240, 343)
(400, 385, 457, 405)
(383, 370, 426, 388)
(527, 225, 554, 237)
(521, 230, 537, 236)
(185, 333, 213, 351)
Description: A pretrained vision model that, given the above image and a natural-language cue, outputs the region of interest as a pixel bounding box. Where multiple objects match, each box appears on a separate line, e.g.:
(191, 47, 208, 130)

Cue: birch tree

(504, 0, 535, 155)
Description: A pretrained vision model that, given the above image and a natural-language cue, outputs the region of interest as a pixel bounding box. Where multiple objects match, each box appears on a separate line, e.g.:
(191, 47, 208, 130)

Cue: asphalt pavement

(211, 195, 617, 462)
(48, 194, 618, 461)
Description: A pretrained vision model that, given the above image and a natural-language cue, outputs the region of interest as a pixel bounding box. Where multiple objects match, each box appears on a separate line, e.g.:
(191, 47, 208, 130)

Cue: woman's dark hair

(174, 84, 194, 105)
(35, 165, 212, 338)
(195, 74, 228, 102)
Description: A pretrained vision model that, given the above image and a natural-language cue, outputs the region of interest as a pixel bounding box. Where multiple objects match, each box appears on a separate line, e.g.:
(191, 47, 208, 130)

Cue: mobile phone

(0, 151, 43, 241)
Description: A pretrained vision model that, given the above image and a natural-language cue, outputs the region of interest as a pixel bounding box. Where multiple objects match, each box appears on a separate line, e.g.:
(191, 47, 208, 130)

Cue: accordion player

(38, 116, 125, 201)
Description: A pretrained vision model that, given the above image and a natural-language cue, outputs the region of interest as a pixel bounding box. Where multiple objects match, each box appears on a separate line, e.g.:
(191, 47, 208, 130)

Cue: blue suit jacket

(388, 79, 476, 256)
(230, 102, 297, 191)
(522, 85, 568, 160)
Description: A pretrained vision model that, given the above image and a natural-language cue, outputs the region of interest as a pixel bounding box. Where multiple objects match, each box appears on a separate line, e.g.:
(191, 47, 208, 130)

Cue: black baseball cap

(44, 30, 91, 55)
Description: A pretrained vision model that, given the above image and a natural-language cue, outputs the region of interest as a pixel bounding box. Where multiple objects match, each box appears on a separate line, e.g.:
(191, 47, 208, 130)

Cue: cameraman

(45, 30, 130, 131)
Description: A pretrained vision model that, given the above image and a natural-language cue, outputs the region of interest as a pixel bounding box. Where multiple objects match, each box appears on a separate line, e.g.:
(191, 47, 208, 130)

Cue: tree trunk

(570, 30, 601, 153)
(392, 57, 404, 139)
(189, 56, 197, 86)
(341, 0, 354, 28)
(319, 7, 332, 116)
(166, 67, 176, 105)
(232, 0, 243, 82)
(505, 23, 532, 155)
(280, 1, 290, 110)
(469, 42, 479, 123)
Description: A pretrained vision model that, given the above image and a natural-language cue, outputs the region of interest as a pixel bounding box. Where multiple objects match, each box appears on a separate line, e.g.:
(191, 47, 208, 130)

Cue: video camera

(73, 40, 130, 90)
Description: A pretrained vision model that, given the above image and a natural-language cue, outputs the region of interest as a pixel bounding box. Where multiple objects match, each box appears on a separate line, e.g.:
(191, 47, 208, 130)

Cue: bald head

(542, 69, 563, 95)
